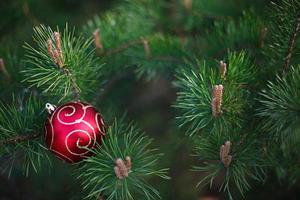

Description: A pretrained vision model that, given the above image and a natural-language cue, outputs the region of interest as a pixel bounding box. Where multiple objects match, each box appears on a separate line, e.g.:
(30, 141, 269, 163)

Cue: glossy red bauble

(44, 101, 106, 163)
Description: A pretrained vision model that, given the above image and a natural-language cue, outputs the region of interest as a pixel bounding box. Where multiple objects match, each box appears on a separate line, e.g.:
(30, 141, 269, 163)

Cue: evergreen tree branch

(96, 37, 183, 63)
(23, 25, 101, 101)
(284, 13, 300, 71)
(100, 39, 143, 56)
(0, 133, 41, 146)
(60, 67, 81, 100)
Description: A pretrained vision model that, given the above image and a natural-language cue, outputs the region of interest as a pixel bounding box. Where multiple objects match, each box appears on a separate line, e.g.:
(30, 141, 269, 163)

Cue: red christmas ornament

(44, 101, 106, 163)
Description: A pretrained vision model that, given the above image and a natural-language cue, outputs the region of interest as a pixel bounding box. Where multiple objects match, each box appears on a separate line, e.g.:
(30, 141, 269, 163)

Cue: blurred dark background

(1, 0, 300, 200)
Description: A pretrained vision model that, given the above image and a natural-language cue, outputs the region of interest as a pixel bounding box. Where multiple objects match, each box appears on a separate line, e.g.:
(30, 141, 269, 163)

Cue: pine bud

(93, 28, 104, 54)
(125, 156, 132, 170)
(211, 84, 224, 117)
(0, 58, 10, 80)
(114, 166, 123, 179)
(220, 141, 232, 167)
(47, 39, 56, 63)
(54, 32, 63, 60)
(115, 158, 129, 178)
(47, 35, 64, 68)
(183, 0, 192, 11)
(219, 61, 227, 80)
(0, 58, 5, 72)
(141, 37, 151, 59)
(53, 49, 63, 67)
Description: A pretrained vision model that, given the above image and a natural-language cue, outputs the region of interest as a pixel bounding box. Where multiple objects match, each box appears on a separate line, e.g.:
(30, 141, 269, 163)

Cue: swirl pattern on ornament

(44, 102, 105, 163)
(65, 129, 92, 156)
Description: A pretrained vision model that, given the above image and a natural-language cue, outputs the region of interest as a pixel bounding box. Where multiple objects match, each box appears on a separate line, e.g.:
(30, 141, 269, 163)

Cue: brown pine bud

(93, 29, 103, 54)
(141, 37, 151, 59)
(0, 58, 5, 72)
(219, 61, 227, 80)
(0, 58, 10, 80)
(220, 141, 232, 167)
(116, 158, 128, 178)
(53, 49, 63, 67)
(54, 32, 63, 60)
(114, 166, 123, 179)
(125, 156, 132, 170)
(47, 39, 56, 62)
(211, 85, 224, 117)
(183, 0, 192, 11)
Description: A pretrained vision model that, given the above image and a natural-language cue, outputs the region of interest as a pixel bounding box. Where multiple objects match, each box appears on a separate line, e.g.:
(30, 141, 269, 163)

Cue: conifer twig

(284, 14, 300, 71)
(22, 1, 39, 25)
(0, 133, 41, 147)
(103, 39, 143, 56)
(47, 32, 81, 100)
(97, 38, 181, 63)
(61, 68, 81, 100)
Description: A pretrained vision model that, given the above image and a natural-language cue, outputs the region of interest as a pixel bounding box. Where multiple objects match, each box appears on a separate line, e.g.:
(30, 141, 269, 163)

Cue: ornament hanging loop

(45, 103, 56, 114)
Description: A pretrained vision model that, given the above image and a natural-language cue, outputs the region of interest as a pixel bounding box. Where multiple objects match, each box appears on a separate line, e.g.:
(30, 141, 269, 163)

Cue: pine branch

(60, 68, 81, 100)
(284, 13, 300, 71)
(101, 39, 143, 56)
(76, 118, 169, 200)
(0, 133, 41, 146)
(174, 51, 254, 136)
(23, 25, 101, 101)
(0, 95, 50, 175)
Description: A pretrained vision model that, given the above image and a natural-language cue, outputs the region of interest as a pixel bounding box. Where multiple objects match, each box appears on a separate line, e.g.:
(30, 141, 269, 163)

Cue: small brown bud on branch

(114, 166, 123, 179)
(47, 39, 56, 63)
(114, 156, 132, 179)
(183, 0, 192, 11)
(47, 32, 64, 68)
(93, 29, 104, 55)
(141, 37, 151, 59)
(211, 84, 224, 117)
(125, 156, 132, 170)
(220, 141, 232, 167)
(54, 32, 63, 60)
(0, 58, 10, 80)
(219, 61, 227, 80)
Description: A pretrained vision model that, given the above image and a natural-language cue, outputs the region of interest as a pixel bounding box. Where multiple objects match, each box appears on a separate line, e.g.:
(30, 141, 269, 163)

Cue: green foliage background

(1, 0, 300, 199)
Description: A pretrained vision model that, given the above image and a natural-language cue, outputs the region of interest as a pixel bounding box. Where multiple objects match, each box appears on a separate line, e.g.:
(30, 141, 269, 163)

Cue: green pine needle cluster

(22, 25, 103, 102)
(0, 95, 50, 176)
(258, 66, 300, 140)
(83, 1, 186, 80)
(193, 130, 267, 199)
(174, 51, 254, 136)
(76, 118, 169, 200)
